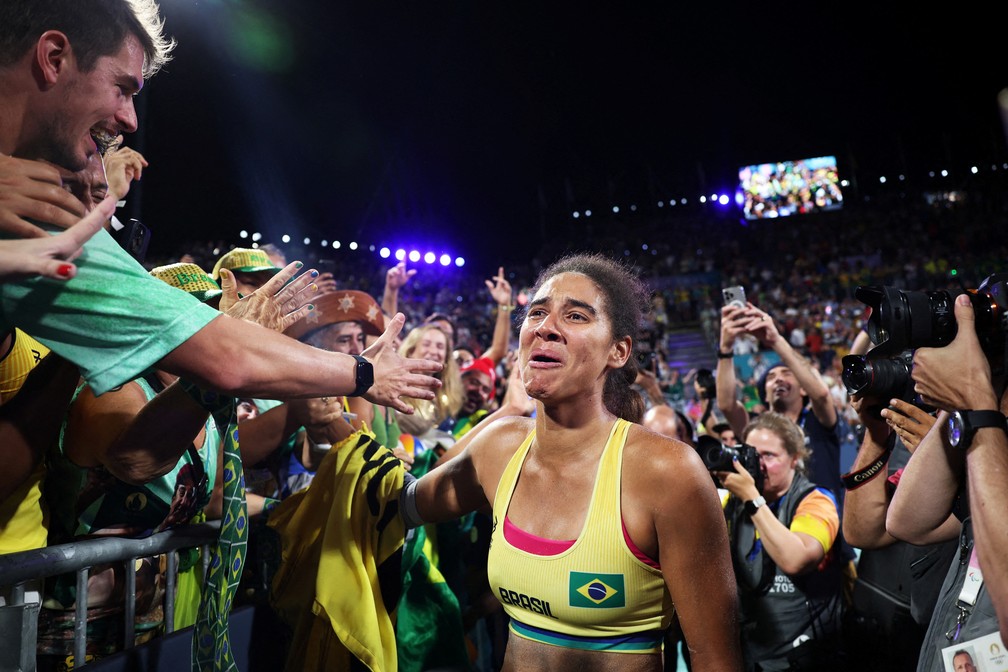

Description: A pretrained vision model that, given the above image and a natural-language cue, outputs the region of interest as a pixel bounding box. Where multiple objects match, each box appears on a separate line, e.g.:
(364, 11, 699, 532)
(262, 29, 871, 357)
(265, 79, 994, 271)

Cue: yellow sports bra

(486, 418, 673, 653)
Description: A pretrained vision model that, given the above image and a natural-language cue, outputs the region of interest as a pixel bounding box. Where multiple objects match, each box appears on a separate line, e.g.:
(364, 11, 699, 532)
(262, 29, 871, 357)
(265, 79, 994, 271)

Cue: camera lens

(855, 285, 957, 355)
(841, 352, 913, 399)
(697, 435, 738, 472)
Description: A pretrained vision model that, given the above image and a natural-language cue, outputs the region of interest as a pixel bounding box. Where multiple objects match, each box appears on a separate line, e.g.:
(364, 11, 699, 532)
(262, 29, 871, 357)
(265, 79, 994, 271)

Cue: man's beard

(34, 117, 89, 172)
(770, 393, 790, 412)
(33, 86, 91, 171)
(461, 395, 484, 416)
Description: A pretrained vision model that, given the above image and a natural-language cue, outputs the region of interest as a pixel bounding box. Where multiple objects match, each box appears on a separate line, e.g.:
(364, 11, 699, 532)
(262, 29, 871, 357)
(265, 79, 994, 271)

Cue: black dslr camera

(695, 434, 764, 492)
(852, 273, 1008, 371)
(843, 273, 1008, 414)
(841, 349, 918, 404)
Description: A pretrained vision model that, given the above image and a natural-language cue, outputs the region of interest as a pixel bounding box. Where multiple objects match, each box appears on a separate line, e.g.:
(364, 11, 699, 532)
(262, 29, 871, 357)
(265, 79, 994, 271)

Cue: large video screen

(738, 155, 843, 220)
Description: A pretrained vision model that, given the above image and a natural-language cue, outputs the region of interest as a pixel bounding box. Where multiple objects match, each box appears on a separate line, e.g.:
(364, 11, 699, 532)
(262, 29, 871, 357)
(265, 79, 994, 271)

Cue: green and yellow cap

(150, 262, 223, 304)
(211, 247, 281, 281)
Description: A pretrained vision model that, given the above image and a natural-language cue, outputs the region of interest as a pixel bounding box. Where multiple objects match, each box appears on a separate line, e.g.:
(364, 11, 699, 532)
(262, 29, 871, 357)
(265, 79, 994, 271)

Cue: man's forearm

(887, 413, 962, 543)
(772, 337, 835, 422)
(966, 428, 1008, 644)
(237, 403, 296, 466)
(381, 285, 399, 318)
(105, 383, 211, 484)
(483, 304, 513, 364)
(159, 314, 358, 399)
(842, 427, 896, 549)
(715, 358, 748, 435)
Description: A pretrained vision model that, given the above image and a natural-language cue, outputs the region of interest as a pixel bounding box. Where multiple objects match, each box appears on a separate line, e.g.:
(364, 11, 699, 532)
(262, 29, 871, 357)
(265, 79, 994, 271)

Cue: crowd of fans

(5, 2, 1008, 671)
(161, 178, 1008, 453)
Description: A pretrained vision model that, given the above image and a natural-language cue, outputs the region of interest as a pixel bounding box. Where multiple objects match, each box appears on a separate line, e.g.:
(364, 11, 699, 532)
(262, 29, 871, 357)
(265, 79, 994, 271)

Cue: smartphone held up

(722, 285, 747, 309)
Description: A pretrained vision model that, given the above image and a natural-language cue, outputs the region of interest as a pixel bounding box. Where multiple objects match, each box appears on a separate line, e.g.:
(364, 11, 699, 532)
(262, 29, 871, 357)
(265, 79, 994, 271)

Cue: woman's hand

(0, 193, 114, 282)
(880, 399, 936, 453)
(218, 261, 318, 331)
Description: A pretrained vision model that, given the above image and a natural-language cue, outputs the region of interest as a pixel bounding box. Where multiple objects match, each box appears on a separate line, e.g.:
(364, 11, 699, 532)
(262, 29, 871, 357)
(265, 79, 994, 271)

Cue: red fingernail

(57, 263, 73, 278)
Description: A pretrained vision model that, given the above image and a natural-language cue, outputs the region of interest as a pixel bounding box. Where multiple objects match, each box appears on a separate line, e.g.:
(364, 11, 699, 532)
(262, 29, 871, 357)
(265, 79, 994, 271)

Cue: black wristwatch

(351, 355, 374, 397)
(744, 496, 766, 517)
(716, 348, 734, 359)
(947, 410, 1007, 449)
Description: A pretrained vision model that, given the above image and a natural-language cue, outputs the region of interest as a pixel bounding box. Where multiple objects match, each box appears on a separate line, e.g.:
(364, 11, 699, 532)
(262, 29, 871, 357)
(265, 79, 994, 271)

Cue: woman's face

(414, 327, 448, 364)
(518, 272, 628, 403)
(745, 427, 797, 499)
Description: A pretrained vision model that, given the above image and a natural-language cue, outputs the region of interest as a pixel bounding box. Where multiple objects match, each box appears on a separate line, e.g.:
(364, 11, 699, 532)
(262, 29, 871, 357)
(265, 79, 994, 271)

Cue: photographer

(841, 392, 959, 671)
(717, 301, 843, 500)
(714, 412, 845, 671)
(892, 292, 1008, 665)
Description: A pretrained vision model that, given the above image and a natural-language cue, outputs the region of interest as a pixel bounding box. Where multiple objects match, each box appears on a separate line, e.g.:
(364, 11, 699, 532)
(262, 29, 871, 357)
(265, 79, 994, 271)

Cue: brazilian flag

(394, 448, 472, 672)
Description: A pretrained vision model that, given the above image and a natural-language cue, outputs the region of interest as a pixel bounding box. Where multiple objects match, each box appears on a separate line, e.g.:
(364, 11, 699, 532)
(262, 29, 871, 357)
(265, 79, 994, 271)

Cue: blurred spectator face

(643, 405, 688, 444)
(428, 318, 454, 341)
(716, 427, 737, 445)
(747, 427, 797, 498)
(58, 154, 109, 213)
(231, 271, 275, 297)
(313, 322, 366, 355)
(415, 328, 448, 364)
(764, 366, 804, 408)
(460, 370, 494, 415)
(453, 348, 475, 368)
(237, 399, 259, 423)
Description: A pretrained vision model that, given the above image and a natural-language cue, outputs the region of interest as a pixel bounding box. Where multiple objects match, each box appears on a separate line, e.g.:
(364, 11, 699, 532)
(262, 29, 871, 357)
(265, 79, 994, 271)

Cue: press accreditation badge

(942, 632, 1008, 671)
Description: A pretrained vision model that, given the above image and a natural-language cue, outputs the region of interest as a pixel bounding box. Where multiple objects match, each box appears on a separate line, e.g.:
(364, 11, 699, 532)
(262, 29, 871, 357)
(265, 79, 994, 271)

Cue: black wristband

(716, 349, 734, 359)
(350, 354, 374, 397)
(842, 433, 896, 490)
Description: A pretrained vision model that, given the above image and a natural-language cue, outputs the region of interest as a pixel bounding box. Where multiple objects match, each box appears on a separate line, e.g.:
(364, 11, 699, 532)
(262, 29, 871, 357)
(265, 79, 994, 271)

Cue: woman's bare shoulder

(623, 422, 714, 495)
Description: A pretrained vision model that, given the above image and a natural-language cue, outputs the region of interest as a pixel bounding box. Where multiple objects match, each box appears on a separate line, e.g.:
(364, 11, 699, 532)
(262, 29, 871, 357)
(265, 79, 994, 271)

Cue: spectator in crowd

(0, 0, 442, 453)
(841, 385, 958, 671)
(642, 404, 694, 447)
(710, 421, 737, 445)
(280, 289, 388, 495)
(211, 247, 282, 296)
(716, 301, 843, 498)
(402, 252, 742, 670)
(38, 261, 329, 663)
(715, 412, 845, 671)
(396, 323, 463, 445)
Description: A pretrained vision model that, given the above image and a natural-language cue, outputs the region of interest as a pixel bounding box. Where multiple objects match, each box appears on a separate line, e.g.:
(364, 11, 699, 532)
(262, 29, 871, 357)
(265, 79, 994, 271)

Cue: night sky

(131, 1, 1007, 269)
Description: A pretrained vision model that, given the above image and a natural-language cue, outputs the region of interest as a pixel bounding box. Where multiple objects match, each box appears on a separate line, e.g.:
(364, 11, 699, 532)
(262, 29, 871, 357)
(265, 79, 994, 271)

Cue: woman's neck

(533, 401, 616, 464)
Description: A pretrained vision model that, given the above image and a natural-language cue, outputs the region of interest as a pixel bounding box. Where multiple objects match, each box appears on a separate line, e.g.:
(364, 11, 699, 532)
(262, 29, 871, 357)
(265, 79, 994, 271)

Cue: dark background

(130, 1, 1008, 270)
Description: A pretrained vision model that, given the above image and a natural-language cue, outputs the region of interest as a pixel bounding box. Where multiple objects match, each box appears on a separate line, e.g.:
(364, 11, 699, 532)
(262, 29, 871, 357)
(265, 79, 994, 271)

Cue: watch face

(948, 413, 964, 448)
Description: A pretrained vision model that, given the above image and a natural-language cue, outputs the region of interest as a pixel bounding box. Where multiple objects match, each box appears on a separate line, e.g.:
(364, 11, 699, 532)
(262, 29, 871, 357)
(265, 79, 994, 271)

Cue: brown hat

(285, 290, 385, 341)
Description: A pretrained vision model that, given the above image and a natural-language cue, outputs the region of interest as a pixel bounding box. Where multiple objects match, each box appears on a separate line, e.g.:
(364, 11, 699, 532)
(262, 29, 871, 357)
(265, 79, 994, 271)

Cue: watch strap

(744, 495, 766, 516)
(351, 354, 374, 397)
(953, 409, 1007, 449)
(961, 409, 1007, 429)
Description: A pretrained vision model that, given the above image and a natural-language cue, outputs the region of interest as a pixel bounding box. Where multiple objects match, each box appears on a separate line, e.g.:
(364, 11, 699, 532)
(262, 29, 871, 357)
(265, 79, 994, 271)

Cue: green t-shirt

(0, 228, 219, 395)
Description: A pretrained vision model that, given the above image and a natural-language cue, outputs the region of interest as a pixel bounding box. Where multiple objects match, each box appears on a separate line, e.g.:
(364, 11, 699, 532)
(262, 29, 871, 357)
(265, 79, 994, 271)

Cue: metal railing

(0, 522, 220, 670)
